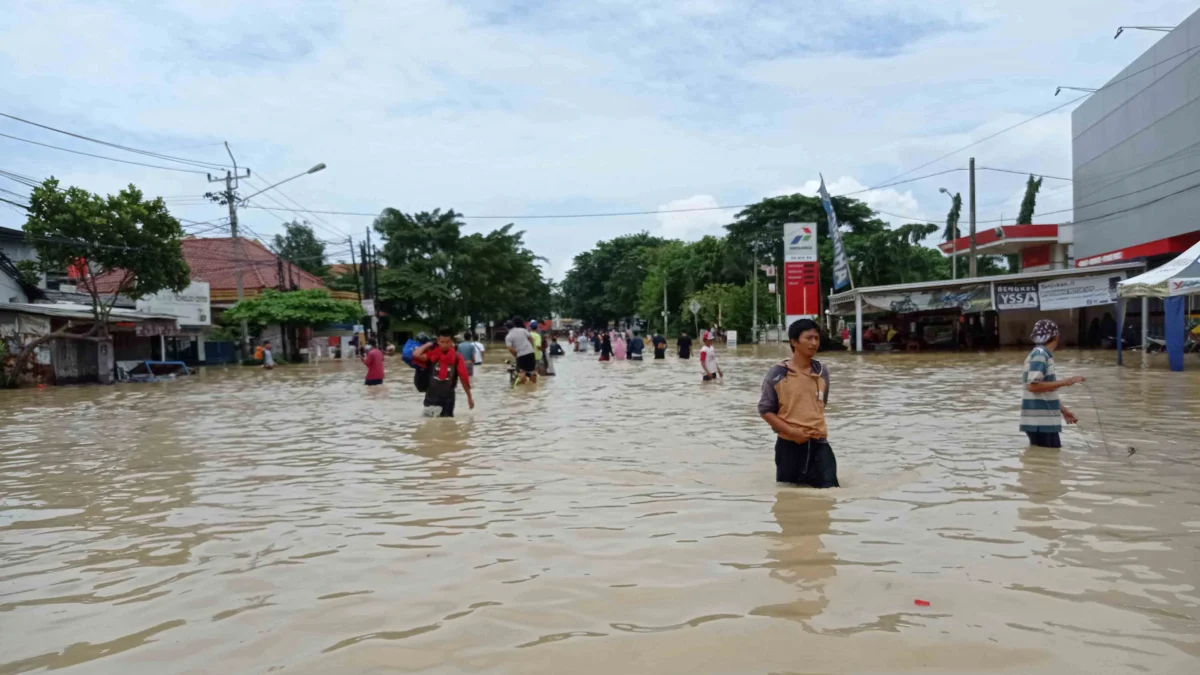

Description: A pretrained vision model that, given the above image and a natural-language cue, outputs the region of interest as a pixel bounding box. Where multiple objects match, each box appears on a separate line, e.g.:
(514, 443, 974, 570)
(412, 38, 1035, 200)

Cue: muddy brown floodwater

(1, 346, 1198, 674)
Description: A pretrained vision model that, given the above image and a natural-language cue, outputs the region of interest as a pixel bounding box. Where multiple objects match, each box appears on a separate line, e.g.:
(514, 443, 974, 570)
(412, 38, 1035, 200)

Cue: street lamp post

(939, 187, 958, 280)
(207, 156, 327, 358)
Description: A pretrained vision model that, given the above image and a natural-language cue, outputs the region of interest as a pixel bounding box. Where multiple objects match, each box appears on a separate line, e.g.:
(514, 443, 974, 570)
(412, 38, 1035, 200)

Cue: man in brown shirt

(757, 319, 838, 488)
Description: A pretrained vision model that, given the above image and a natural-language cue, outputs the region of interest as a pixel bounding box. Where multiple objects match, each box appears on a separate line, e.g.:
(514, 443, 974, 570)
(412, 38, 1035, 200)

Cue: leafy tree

(224, 289, 360, 326)
(273, 221, 327, 277)
(323, 263, 360, 294)
(943, 192, 962, 242)
(561, 232, 667, 326)
(1016, 175, 1043, 224)
(681, 283, 754, 337)
(6, 178, 190, 386)
(14, 259, 41, 288)
(372, 208, 552, 331)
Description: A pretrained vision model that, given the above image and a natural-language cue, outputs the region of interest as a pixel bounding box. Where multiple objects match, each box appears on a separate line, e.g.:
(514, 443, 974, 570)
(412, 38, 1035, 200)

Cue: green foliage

(943, 192, 963, 242)
(561, 232, 668, 325)
(373, 208, 551, 330)
(23, 177, 190, 330)
(323, 265, 360, 293)
(273, 221, 327, 276)
(224, 289, 361, 327)
(1016, 175, 1043, 224)
(13, 259, 41, 288)
(681, 283, 754, 337)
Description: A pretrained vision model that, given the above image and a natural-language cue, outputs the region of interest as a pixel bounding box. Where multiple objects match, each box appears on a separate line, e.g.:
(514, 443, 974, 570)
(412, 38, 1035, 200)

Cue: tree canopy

(273, 221, 327, 276)
(24, 177, 190, 330)
(224, 289, 361, 327)
(373, 208, 552, 330)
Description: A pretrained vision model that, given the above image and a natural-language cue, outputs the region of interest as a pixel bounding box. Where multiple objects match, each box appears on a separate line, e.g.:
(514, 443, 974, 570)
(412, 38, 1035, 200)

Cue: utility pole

(969, 157, 977, 278)
(206, 142, 251, 357)
(348, 236, 361, 304)
(752, 252, 758, 343)
(662, 276, 668, 337)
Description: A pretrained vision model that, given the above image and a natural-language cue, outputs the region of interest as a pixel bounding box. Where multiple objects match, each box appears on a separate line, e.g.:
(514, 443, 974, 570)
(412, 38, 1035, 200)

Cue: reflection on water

(1, 348, 1198, 673)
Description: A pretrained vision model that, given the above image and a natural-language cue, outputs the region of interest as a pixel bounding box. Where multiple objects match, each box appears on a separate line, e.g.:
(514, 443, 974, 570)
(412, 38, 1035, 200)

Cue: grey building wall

(1071, 9, 1200, 260)
(0, 227, 38, 303)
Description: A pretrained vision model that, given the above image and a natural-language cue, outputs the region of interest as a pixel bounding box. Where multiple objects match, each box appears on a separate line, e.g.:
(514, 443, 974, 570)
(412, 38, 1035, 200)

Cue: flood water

(2, 346, 1198, 674)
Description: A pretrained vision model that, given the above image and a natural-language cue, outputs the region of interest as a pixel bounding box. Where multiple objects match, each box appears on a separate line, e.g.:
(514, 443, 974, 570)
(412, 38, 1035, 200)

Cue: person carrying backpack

(413, 328, 475, 417)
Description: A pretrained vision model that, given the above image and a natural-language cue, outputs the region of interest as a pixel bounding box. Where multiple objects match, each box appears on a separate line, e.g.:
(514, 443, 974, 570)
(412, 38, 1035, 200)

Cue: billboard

(1038, 273, 1124, 311)
(783, 222, 820, 323)
(136, 281, 210, 326)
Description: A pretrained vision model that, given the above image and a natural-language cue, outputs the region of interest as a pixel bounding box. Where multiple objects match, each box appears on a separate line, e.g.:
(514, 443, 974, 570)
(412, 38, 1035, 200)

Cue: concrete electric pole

(207, 142, 251, 357)
(968, 156, 977, 278)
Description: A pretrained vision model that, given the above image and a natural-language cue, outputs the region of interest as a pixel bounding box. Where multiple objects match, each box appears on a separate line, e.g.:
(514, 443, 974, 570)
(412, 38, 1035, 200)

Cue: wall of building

(1071, 9, 1200, 260)
(997, 308, 1081, 347)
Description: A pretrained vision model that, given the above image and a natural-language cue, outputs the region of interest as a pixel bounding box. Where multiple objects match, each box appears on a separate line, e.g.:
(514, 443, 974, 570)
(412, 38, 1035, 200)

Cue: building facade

(1071, 8, 1200, 266)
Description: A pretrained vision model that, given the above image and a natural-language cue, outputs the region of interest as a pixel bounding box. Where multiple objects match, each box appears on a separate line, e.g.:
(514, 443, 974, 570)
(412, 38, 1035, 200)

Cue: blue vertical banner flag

(819, 174, 854, 291)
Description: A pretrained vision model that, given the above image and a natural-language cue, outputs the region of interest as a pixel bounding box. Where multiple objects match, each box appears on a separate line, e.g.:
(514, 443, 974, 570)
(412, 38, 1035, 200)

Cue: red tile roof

(90, 237, 328, 294)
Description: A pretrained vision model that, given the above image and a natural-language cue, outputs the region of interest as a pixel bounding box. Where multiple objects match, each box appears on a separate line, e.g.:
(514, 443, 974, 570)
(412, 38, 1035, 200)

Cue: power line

(244, 171, 348, 238)
(0, 111, 231, 170)
(977, 167, 1072, 181)
(0, 132, 210, 174)
(868, 43, 1200, 192)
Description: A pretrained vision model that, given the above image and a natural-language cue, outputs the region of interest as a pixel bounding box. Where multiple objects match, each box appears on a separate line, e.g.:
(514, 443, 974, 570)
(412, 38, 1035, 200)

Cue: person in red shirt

(361, 340, 385, 385)
(414, 328, 475, 417)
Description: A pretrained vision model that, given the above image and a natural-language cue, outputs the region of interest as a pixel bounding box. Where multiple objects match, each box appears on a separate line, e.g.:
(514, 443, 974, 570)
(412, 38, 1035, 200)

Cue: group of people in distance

(342, 314, 1085, 493)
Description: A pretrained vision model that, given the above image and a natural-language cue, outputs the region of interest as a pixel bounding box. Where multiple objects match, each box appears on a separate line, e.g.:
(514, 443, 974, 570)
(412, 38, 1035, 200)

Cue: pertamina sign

(783, 222, 820, 322)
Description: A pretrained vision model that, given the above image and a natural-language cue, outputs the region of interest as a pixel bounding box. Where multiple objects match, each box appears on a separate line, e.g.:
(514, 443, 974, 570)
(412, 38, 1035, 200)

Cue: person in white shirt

(699, 332, 721, 382)
(504, 319, 537, 384)
(472, 336, 485, 365)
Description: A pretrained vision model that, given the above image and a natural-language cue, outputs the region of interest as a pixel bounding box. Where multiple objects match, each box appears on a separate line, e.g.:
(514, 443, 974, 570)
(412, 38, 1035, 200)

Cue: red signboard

(784, 261, 821, 317)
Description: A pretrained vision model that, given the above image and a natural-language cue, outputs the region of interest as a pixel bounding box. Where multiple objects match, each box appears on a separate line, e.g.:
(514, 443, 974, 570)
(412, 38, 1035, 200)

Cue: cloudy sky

(1, 0, 1194, 279)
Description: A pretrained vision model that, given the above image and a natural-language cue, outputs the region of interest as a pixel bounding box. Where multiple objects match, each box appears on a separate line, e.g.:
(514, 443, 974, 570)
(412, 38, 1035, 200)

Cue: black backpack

(413, 365, 431, 392)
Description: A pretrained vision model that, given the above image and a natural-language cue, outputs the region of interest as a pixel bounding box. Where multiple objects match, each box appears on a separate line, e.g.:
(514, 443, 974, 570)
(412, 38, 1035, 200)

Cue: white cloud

(653, 195, 730, 240)
(1, 0, 1194, 273)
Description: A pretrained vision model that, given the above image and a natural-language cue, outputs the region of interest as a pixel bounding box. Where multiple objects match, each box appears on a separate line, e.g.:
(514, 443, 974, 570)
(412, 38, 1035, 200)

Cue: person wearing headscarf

(612, 331, 627, 360)
(1020, 319, 1084, 449)
(599, 332, 613, 361)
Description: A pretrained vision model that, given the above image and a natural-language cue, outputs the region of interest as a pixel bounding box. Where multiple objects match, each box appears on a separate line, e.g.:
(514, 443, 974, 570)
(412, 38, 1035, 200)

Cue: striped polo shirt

(1020, 345, 1061, 433)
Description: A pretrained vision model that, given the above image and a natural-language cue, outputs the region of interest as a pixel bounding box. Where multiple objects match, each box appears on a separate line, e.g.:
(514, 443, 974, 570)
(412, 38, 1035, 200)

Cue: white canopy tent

(1118, 239, 1200, 298)
(1117, 239, 1200, 371)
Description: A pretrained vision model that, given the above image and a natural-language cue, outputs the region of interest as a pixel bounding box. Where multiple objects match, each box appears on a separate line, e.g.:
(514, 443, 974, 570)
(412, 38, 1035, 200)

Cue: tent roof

(1118, 239, 1200, 297)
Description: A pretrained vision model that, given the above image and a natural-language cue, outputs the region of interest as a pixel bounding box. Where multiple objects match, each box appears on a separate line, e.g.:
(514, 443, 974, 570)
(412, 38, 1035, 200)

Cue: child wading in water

(757, 319, 838, 488)
(1020, 319, 1083, 448)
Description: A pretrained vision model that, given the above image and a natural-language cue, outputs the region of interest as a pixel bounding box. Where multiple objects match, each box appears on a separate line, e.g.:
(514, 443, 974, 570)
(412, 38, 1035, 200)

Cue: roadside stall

(1117, 239, 1200, 371)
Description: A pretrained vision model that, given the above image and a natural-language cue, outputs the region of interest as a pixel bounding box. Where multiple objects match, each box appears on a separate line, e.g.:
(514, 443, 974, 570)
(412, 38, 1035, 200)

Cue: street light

(1055, 86, 1098, 96)
(939, 187, 959, 280)
(1114, 26, 1174, 39)
(239, 163, 327, 203)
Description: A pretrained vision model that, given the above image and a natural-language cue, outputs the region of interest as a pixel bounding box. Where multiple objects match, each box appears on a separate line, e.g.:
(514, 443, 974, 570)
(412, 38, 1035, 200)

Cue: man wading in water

(414, 329, 475, 417)
(1020, 319, 1082, 448)
(758, 319, 838, 488)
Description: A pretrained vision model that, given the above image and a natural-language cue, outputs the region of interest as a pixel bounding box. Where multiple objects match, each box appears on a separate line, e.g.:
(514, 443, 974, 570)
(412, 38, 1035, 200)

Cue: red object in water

(914, 599, 931, 607)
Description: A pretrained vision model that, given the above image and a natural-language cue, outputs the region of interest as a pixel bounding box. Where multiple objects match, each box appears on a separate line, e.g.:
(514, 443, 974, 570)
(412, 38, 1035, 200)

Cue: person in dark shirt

(599, 333, 613, 361)
(652, 333, 667, 359)
(677, 331, 693, 359)
(628, 332, 645, 360)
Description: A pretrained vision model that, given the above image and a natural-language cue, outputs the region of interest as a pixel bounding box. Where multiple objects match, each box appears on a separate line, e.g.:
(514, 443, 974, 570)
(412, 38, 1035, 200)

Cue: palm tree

(942, 192, 963, 243)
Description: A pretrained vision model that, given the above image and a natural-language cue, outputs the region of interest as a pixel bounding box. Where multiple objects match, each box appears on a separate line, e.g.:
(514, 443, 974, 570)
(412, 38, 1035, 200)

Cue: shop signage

(1038, 273, 1124, 311)
(136, 281, 210, 326)
(862, 284, 993, 314)
(994, 282, 1039, 311)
